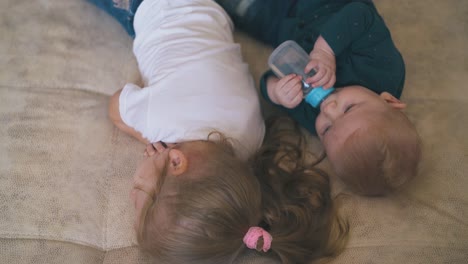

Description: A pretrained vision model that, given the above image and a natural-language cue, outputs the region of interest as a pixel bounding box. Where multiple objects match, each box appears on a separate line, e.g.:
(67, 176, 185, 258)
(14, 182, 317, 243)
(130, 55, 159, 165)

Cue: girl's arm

(108, 89, 149, 144)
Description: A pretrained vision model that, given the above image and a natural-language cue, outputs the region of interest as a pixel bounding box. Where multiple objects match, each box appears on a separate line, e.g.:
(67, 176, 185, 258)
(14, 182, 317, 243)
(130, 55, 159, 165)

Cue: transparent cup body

(268, 40, 334, 108)
(268, 40, 316, 94)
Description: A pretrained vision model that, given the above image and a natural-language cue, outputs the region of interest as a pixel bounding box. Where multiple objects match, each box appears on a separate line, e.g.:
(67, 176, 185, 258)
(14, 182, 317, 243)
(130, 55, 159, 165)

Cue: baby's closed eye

(344, 104, 355, 113)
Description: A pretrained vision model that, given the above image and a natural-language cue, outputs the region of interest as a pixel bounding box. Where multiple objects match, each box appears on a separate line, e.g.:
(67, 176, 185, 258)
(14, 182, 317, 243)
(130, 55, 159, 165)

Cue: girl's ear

(168, 149, 188, 176)
(380, 92, 407, 109)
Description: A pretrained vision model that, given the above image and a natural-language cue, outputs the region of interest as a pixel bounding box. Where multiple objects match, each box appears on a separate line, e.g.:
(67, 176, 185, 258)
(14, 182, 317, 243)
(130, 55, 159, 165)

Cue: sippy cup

(268, 40, 334, 108)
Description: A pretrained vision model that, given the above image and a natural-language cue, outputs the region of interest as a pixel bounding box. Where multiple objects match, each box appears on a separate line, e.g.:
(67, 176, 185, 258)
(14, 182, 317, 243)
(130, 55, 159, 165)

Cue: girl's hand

(305, 36, 336, 89)
(266, 74, 304, 109)
(144, 141, 176, 156)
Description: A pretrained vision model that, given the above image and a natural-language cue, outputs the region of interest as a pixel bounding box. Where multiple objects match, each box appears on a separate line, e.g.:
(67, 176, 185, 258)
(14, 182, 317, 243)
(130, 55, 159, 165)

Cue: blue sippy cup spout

(304, 86, 335, 108)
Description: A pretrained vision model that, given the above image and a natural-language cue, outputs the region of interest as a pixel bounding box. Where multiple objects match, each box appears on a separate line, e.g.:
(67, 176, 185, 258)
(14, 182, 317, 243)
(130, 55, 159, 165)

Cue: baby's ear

(380, 92, 406, 109)
(168, 149, 188, 176)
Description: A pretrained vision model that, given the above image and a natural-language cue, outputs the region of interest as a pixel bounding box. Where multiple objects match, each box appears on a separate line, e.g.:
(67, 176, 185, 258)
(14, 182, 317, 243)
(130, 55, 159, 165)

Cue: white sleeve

(118, 83, 150, 140)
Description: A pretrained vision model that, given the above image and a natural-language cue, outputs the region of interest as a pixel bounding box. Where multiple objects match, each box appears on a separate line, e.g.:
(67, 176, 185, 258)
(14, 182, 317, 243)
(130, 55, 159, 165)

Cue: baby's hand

(267, 74, 303, 109)
(305, 36, 336, 89)
(144, 141, 169, 157)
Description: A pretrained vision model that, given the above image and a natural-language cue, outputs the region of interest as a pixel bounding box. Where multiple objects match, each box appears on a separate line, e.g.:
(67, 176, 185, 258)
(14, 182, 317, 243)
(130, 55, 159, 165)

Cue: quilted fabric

(0, 0, 467, 263)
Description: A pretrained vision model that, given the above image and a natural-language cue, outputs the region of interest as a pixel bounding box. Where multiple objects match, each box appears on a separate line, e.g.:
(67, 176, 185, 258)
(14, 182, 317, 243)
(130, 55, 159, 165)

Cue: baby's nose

(322, 99, 336, 112)
(321, 100, 340, 119)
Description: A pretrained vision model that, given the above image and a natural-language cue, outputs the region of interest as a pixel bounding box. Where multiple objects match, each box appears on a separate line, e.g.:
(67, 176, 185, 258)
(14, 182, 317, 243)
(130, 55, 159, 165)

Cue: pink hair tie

(243, 226, 273, 252)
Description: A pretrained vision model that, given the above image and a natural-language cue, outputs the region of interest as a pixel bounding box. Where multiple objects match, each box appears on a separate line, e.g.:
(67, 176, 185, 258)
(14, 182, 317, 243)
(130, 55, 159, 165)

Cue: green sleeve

(320, 2, 377, 56)
(319, 1, 406, 98)
(260, 70, 276, 105)
(260, 70, 319, 134)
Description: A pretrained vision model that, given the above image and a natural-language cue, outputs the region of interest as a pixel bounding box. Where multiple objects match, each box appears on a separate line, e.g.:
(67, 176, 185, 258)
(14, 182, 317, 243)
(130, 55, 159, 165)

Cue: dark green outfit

(216, 0, 405, 134)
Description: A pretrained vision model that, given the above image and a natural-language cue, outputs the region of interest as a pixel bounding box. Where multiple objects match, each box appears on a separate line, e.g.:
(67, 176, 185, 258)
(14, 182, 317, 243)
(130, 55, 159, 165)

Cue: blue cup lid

(304, 87, 335, 108)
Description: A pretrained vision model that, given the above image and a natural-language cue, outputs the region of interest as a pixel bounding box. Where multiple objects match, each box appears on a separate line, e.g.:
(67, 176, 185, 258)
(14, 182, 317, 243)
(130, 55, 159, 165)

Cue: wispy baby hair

(331, 109, 422, 196)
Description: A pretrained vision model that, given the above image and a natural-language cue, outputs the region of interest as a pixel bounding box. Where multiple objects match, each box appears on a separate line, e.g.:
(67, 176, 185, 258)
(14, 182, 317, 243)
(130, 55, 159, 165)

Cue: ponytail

(250, 116, 349, 264)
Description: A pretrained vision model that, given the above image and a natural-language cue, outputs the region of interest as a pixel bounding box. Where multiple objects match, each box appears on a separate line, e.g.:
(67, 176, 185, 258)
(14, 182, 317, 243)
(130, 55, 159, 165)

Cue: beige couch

(1, 0, 467, 263)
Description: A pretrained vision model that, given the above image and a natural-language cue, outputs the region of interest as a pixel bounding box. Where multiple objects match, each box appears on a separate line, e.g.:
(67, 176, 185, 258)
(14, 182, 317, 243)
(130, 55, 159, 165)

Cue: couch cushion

(1, 0, 467, 263)
(0, 0, 140, 96)
(0, 86, 141, 249)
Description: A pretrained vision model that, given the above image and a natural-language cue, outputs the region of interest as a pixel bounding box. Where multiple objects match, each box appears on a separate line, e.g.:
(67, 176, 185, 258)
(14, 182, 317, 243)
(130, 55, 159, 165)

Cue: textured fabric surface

(1, 0, 467, 263)
(0, 86, 141, 249)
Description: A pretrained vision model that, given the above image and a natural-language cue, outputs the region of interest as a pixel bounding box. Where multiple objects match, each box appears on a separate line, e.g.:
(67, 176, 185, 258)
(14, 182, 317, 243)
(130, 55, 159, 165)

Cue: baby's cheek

(315, 115, 325, 138)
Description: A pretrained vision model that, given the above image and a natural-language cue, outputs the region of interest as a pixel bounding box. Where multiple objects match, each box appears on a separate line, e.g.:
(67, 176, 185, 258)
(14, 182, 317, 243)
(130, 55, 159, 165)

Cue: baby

(216, 0, 422, 196)
(313, 85, 421, 196)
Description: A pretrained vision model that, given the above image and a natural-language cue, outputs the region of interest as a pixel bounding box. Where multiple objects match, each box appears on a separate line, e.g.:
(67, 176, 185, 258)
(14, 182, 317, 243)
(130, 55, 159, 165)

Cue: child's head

(315, 86, 421, 196)
(131, 138, 262, 263)
(130, 126, 349, 264)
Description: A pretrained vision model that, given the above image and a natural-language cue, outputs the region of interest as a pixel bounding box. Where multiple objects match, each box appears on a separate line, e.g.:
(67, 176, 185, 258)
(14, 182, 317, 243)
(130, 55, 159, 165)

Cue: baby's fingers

(290, 91, 304, 108)
(279, 81, 303, 108)
(306, 66, 327, 86)
(304, 60, 318, 77)
(323, 74, 336, 89)
(284, 74, 303, 88)
(311, 68, 333, 88)
(278, 74, 300, 87)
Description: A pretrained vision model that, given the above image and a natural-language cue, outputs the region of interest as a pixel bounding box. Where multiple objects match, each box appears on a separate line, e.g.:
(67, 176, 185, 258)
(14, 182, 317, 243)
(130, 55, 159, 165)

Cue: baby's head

(315, 86, 421, 196)
(130, 137, 262, 263)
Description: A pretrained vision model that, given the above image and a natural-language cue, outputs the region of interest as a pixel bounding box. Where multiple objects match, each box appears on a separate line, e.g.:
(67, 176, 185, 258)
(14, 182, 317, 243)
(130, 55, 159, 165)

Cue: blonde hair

(330, 109, 421, 196)
(136, 122, 348, 264)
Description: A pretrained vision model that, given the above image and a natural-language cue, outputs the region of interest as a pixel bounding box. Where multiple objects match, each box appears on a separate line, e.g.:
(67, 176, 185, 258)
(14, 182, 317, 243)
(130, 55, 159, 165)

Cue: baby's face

(315, 86, 393, 160)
